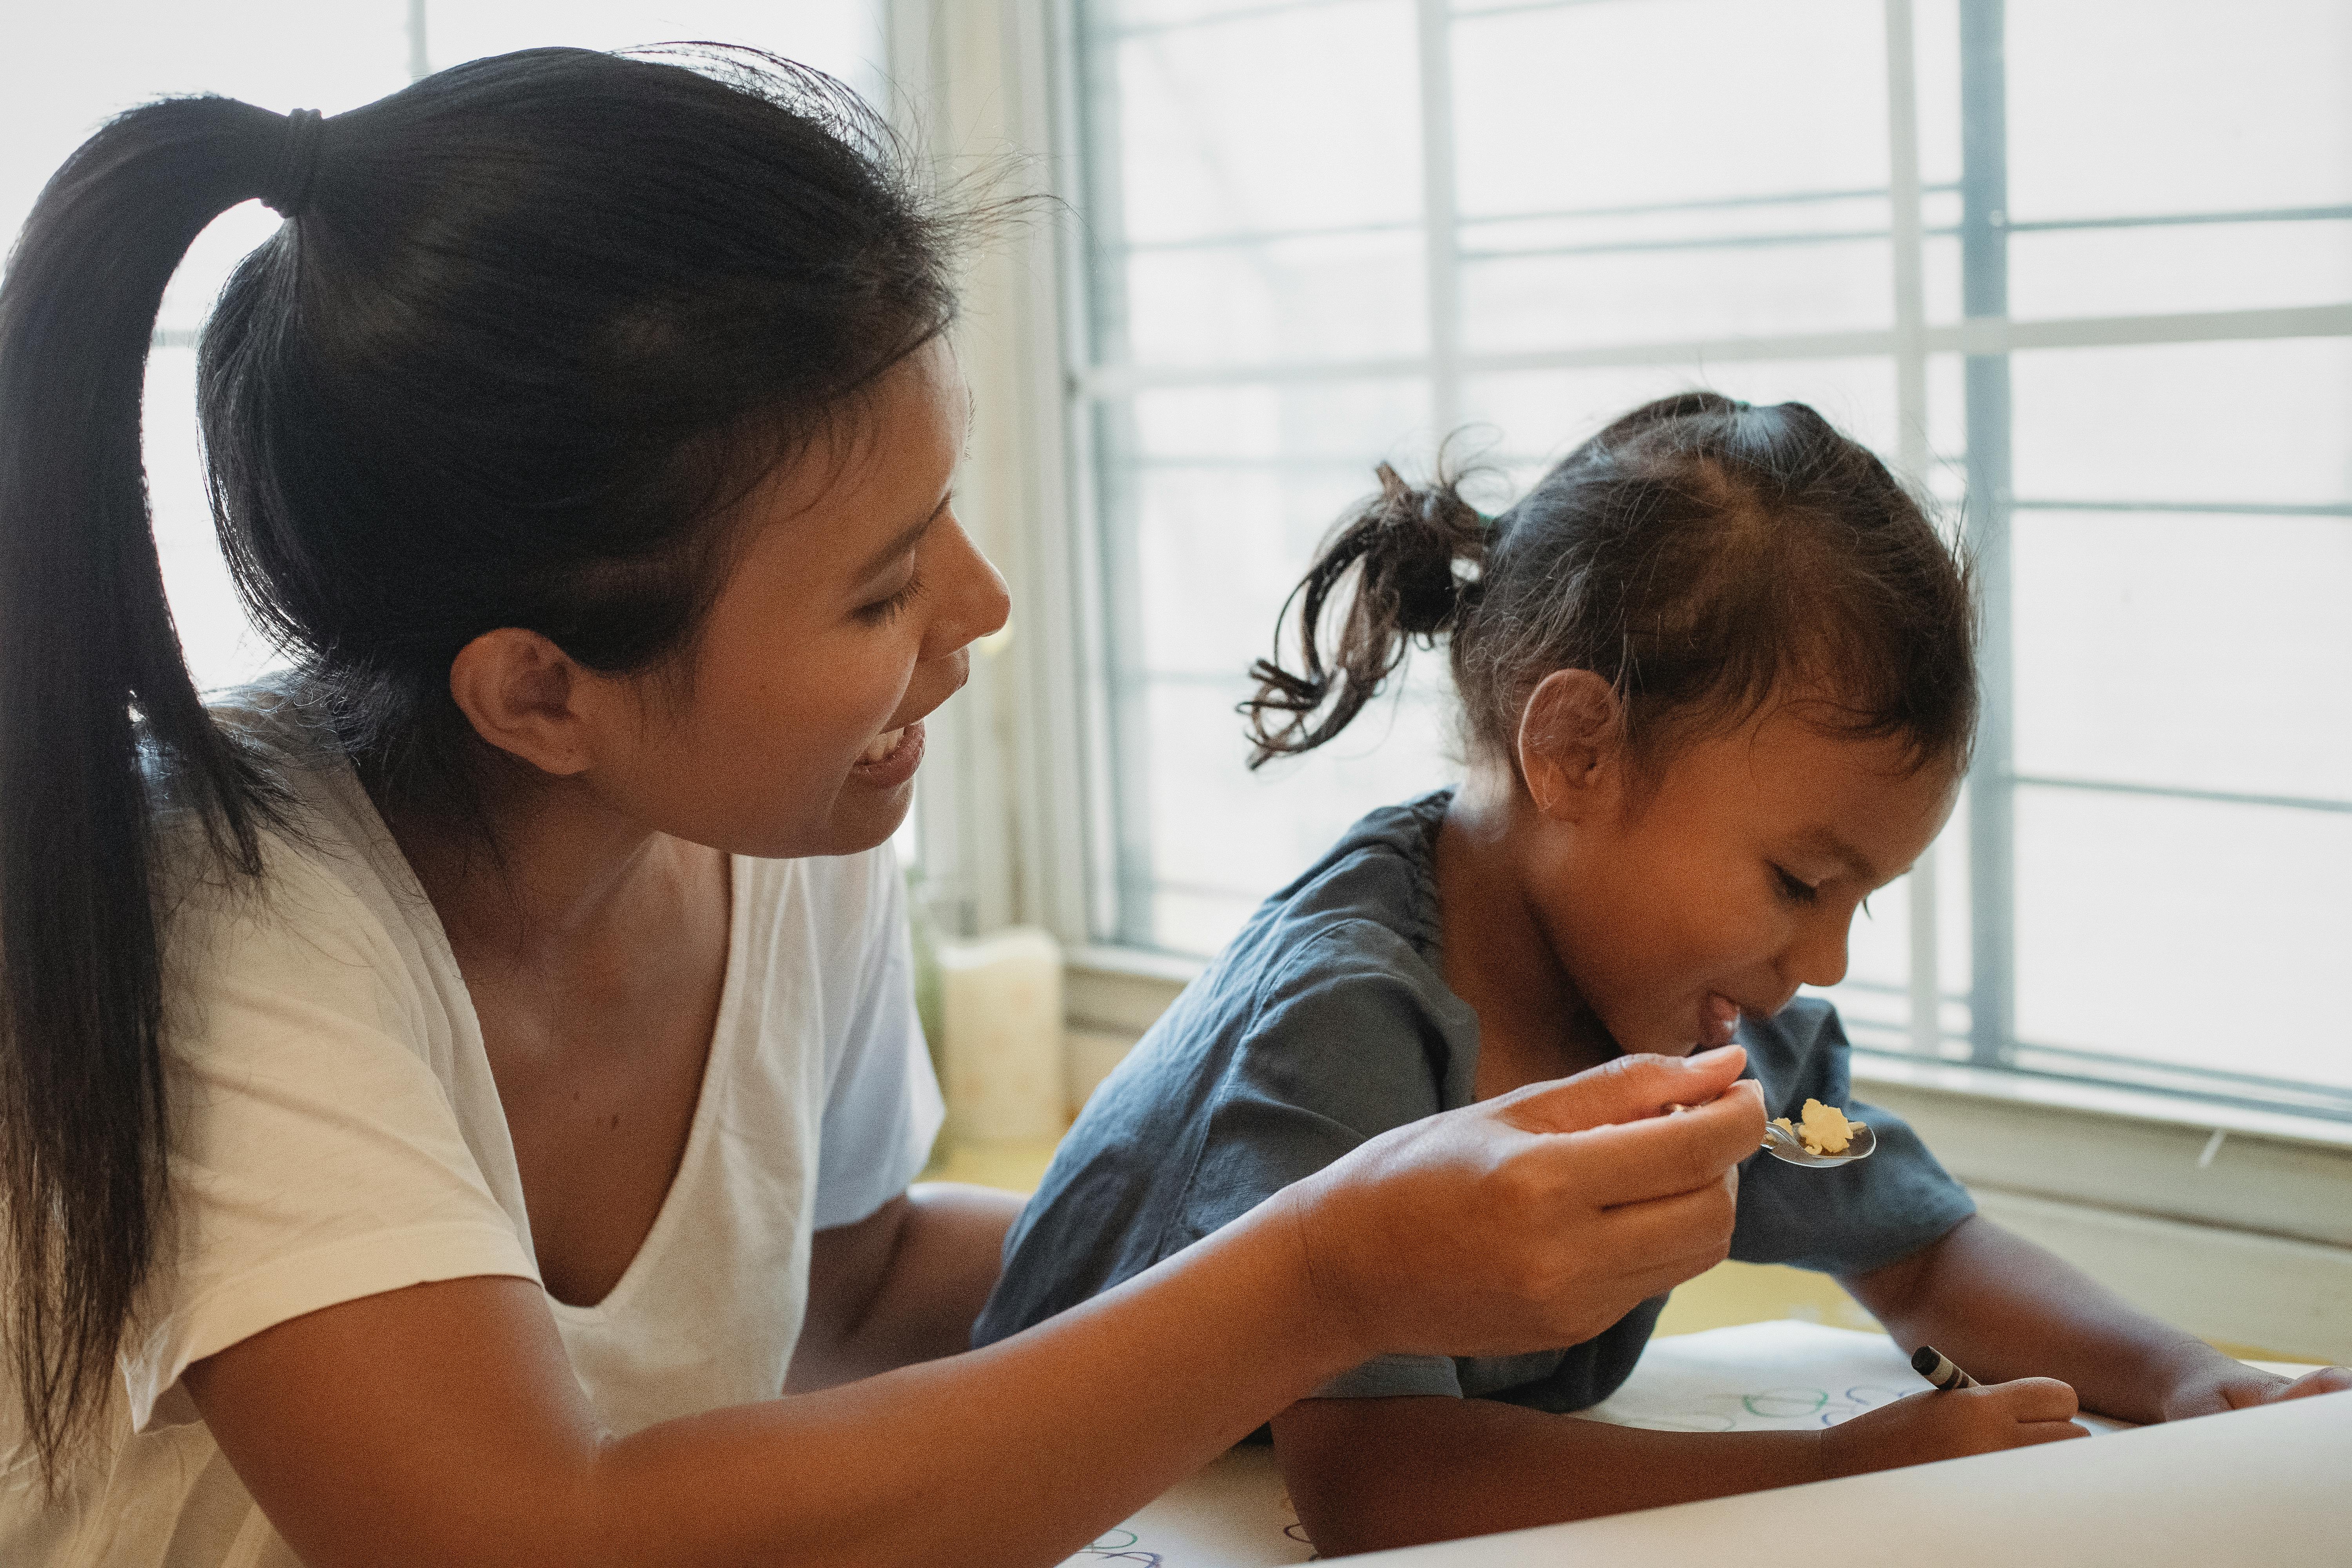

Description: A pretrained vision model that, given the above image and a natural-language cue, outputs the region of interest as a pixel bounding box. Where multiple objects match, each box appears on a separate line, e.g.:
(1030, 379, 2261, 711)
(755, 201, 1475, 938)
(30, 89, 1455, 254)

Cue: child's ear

(448, 628, 603, 779)
(1517, 669, 1623, 823)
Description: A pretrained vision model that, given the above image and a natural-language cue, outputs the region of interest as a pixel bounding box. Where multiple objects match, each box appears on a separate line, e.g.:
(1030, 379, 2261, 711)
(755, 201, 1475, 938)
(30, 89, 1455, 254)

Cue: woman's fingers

(1492, 1047, 1750, 1136)
(1289, 1053, 1764, 1361)
(1592, 1169, 1740, 1267)
(1550, 1080, 1766, 1210)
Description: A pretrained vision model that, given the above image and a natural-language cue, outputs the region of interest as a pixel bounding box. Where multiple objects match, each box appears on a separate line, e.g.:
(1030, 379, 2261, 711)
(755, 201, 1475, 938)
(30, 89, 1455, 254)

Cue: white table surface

(1054, 1321, 2338, 1567)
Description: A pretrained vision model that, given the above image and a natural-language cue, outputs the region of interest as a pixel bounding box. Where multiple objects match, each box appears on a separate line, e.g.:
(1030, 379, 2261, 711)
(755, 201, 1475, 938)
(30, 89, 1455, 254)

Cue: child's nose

(1784, 916, 1851, 992)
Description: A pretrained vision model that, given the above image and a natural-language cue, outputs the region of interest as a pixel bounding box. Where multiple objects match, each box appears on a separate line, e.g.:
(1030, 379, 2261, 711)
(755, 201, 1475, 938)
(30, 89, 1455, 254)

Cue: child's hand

(1279, 1046, 1763, 1364)
(1818, 1380, 2086, 1479)
(2159, 1358, 2352, 1420)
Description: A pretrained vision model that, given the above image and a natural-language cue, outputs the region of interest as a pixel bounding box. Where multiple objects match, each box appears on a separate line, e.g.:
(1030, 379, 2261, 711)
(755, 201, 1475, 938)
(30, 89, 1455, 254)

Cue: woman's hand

(1278, 1044, 1764, 1364)
(1818, 1379, 2087, 1479)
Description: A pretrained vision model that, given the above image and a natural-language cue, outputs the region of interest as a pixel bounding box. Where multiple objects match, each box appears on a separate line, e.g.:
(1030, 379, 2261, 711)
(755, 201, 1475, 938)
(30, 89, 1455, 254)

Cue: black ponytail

(1243, 463, 1486, 766)
(0, 94, 292, 1474)
(0, 47, 965, 1476)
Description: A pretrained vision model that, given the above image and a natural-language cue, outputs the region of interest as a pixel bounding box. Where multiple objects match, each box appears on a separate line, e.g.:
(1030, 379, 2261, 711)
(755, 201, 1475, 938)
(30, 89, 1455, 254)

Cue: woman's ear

(1517, 669, 1623, 823)
(447, 628, 599, 778)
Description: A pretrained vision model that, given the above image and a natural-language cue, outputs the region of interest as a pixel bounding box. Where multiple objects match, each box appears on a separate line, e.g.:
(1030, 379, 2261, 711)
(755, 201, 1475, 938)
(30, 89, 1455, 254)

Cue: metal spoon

(1760, 1119, 1877, 1168)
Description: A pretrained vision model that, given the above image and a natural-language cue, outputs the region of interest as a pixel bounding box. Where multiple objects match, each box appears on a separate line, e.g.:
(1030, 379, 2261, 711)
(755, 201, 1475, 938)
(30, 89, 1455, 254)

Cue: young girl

(0, 50, 1771, 1566)
(978, 393, 2352, 1555)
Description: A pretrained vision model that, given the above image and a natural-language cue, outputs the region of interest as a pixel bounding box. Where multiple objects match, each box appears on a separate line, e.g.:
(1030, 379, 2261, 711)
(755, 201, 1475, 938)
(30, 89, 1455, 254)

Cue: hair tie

(260, 108, 326, 219)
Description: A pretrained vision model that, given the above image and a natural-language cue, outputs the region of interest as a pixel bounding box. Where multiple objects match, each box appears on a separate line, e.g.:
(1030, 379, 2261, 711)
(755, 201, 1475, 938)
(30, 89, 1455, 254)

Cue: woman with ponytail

(0, 48, 1768, 1566)
(981, 394, 2350, 1554)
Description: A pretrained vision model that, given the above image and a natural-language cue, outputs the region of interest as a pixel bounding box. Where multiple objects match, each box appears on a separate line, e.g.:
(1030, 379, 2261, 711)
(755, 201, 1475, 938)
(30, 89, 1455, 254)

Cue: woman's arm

(1845, 1214, 2352, 1423)
(787, 1182, 1027, 1392)
(186, 1052, 1766, 1568)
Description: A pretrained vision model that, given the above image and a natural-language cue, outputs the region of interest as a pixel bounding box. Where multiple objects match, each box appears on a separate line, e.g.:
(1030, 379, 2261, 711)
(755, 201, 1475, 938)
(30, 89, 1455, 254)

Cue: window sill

(1847, 1050, 2352, 1154)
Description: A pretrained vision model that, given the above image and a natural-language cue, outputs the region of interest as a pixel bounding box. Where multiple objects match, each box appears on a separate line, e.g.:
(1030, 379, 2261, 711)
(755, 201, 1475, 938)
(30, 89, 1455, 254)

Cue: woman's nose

(922, 513, 1011, 660)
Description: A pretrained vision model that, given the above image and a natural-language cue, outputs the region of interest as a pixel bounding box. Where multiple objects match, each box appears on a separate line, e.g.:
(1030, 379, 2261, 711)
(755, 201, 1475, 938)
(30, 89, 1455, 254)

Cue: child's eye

(1771, 866, 1819, 905)
(853, 569, 924, 626)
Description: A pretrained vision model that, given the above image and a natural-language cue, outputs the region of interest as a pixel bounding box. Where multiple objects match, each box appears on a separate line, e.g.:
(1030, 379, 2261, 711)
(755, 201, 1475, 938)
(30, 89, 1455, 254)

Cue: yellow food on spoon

(1792, 1097, 1860, 1155)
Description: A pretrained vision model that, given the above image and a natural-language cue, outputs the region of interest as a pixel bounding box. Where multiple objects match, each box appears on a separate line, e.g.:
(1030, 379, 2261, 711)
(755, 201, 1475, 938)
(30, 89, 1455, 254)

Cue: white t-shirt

(0, 687, 943, 1567)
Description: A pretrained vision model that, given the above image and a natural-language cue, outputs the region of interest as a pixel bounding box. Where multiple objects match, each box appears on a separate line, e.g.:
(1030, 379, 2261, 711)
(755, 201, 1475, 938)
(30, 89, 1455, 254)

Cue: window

(1064, 0, 2352, 1121)
(0, 0, 883, 695)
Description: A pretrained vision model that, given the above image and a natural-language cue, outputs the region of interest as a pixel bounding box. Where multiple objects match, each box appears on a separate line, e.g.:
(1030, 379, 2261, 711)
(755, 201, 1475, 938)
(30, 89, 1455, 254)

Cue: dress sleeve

(1165, 920, 1468, 1401)
(809, 850, 944, 1231)
(1730, 1000, 1977, 1276)
(125, 838, 536, 1432)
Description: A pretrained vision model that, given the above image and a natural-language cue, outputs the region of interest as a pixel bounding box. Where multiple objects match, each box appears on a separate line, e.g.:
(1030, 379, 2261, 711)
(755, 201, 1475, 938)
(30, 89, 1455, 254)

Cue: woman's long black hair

(0, 46, 959, 1473)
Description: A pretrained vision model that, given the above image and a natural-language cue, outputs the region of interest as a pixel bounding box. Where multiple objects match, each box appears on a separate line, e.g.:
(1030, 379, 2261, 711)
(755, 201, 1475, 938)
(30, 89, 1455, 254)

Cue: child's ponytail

(0, 96, 295, 1469)
(1249, 389, 1976, 794)
(1243, 463, 1485, 766)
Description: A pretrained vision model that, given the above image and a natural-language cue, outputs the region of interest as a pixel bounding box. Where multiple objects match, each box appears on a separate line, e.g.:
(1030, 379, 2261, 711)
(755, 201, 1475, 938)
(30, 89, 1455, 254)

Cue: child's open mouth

(851, 720, 925, 786)
(1697, 992, 1741, 1049)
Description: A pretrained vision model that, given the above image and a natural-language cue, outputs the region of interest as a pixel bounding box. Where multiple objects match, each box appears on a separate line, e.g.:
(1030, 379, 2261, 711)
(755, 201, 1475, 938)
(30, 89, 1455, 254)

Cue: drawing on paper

(1073, 1528, 1165, 1565)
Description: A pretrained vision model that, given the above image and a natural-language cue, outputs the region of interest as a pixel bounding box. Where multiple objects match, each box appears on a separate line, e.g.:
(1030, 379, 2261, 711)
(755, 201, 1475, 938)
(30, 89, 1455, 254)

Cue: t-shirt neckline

(542, 855, 748, 1321)
(321, 742, 751, 1321)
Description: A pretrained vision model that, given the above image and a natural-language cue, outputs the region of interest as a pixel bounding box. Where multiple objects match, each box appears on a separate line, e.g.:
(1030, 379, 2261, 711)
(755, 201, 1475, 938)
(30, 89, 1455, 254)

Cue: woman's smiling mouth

(850, 720, 926, 787)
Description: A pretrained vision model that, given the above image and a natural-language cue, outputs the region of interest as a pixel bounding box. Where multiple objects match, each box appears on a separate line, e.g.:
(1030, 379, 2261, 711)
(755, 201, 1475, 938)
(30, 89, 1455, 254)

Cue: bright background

(1, 0, 2345, 1133)
(1070, 0, 2352, 1120)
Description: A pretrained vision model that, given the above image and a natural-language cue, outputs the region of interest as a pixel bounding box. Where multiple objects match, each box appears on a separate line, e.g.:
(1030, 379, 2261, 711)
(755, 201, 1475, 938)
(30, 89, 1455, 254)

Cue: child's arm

(1274, 1375, 2082, 1556)
(1845, 1213, 2352, 1422)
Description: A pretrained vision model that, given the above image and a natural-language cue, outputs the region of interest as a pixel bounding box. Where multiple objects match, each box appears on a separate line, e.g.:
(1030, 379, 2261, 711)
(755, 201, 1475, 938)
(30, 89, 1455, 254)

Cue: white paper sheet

(1053, 1321, 2326, 1568)
(1060, 1445, 1314, 1568)
(1361, 1380, 2352, 1566)
(1572, 1318, 2142, 1434)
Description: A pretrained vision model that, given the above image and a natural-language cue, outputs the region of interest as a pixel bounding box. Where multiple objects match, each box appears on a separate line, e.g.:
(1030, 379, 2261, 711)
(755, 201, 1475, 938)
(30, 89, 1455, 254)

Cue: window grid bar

(1093, 0, 1367, 44)
(1452, 0, 1662, 22)
(1120, 200, 2352, 263)
(2010, 774, 2352, 817)
(407, 0, 430, 79)
(1117, 219, 1421, 255)
(1416, 0, 1463, 435)
(1067, 302, 2352, 396)
(1459, 226, 1912, 262)
(2006, 203, 2352, 234)
(2016, 498, 2352, 518)
(1460, 203, 2352, 261)
(1960, 0, 2015, 1072)
(1111, 190, 1968, 258)
(1886, 0, 1942, 1060)
(1463, 184, 1947, 226)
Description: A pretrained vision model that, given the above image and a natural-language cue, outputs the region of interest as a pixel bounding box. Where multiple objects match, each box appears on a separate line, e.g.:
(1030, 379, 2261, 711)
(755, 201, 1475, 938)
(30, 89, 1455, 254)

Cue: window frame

(1032, 0, 2352, 1131)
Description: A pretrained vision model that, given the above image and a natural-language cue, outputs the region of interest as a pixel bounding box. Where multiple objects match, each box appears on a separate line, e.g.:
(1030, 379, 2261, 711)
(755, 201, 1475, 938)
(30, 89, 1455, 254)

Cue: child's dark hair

(1244, 392, 1978, 782)
(0, 46, 958, 1472)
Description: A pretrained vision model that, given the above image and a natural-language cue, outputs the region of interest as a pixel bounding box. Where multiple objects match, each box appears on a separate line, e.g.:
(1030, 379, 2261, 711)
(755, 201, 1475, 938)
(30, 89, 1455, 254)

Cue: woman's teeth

(860, 729, 906, 766)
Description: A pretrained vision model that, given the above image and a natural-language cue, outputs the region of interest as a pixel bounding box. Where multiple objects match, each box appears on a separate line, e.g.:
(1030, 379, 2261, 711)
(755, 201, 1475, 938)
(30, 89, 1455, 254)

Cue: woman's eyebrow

(851, 493, 952, 582)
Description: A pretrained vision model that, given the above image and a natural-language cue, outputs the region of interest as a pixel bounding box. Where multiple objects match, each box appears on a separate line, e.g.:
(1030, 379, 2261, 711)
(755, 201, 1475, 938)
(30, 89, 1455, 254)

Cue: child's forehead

(1671, 709, 1962, 867)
